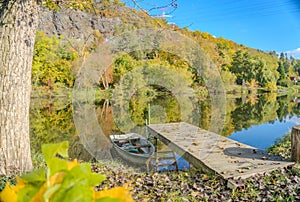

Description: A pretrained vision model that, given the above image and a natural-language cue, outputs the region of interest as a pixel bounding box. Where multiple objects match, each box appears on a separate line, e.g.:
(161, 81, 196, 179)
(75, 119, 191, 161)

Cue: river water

(30, 93, 300, 169)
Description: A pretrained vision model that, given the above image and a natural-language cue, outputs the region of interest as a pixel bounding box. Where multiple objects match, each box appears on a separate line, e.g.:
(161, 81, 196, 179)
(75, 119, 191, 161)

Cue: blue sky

(124, 0, 300, 58)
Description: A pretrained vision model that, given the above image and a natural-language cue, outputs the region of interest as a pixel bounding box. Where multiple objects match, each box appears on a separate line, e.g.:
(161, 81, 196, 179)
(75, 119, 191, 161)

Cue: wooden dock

(148, 122, 294, 179)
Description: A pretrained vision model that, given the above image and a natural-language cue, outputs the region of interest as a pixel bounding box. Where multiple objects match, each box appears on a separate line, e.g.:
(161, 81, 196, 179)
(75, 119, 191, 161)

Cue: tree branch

(131, 0, 177, 16)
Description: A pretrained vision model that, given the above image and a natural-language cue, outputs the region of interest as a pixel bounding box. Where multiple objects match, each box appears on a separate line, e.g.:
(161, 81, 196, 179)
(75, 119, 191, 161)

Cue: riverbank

(31, 83, 300, 102)
(225, 83, 300, 95)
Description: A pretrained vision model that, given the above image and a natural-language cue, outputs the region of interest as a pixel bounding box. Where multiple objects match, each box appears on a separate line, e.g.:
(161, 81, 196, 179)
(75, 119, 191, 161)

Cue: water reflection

(30, 92, 300, 169)
(229, 116, 298, 150)
(226, 94, 300, 149)
(30, 98, 94, 161)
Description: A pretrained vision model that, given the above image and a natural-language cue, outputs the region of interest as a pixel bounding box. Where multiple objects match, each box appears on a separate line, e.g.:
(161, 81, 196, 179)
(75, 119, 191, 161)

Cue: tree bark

(0, 0, 38, 175)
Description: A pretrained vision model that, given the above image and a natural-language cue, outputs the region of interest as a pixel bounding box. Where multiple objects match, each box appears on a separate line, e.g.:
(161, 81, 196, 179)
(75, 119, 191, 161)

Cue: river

(29, 92, 300, 169)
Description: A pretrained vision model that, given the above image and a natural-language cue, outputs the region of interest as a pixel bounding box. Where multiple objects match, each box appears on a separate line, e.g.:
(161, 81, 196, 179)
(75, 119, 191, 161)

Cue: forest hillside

(34, 0, 300, 96)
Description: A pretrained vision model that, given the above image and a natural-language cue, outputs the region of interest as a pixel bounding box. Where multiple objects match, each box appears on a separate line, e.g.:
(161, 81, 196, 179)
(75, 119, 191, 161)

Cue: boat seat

(122, 144, 151, 150)
(114, 140, 129, 144)
(128, 137, 140, 141)
(114, 137, 140, 142)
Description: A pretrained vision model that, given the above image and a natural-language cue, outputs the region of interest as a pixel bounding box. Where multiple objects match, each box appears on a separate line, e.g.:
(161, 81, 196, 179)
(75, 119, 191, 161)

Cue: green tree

(230, 50, 247, 85)
(279, 52, 291, 74)
(294, 60, 300, 76)
(32, 31, 77, 90)
(256, 58, 277, 89)
(230, 51, 259, 85)
(230, 51, 277, 89)
(277, 61, 286, 81)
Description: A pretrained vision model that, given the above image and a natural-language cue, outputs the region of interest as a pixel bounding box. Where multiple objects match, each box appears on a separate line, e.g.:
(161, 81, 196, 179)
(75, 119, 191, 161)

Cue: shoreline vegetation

(267, 133, 292, 160)
(30, 84, 300, 102)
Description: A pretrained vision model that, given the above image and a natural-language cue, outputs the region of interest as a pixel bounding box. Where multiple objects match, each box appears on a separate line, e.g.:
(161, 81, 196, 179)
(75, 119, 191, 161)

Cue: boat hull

(110, 133, 155, 165)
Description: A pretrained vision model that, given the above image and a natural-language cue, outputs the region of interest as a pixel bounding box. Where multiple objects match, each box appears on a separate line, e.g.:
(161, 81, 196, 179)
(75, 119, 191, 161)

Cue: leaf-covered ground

(93, 135, 299, 201)
(1, 134, 298, 201)
(93, 163, 300, 201)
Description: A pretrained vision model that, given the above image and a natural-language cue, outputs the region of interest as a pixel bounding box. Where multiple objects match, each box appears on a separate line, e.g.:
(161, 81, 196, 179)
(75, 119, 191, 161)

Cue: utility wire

(167, 1, 300, 24)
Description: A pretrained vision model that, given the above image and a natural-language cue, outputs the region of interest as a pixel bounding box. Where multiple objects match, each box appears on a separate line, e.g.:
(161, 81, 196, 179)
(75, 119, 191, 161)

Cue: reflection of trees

(292, 102, 300, 117)
(151, 91, 181, 124)
(129, 87, 157, 127)
(30, 99, 95, 161)
(96, 90, 300, 141)
(112, 65, 197, 133)
(276, 94, 300, 121)
(30, 99, 75, 153)
(230, 94, 279, 131)
(276, 95, 290, 122)
(96, 99, 114, 137)
(228, 93, 300, 134)
(198, 100, 211, 130)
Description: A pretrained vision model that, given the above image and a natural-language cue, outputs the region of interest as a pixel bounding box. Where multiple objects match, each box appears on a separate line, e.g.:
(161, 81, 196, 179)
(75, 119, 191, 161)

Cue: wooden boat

(110, 133, 155, 164)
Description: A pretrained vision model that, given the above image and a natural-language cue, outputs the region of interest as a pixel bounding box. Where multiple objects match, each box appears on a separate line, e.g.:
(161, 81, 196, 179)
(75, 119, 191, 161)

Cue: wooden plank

(148, 122, 294, 179)
(292, 125, 300, 162)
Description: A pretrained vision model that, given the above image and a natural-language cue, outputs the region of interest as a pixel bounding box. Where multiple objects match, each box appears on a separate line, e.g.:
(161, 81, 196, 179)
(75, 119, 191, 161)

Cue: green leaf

(42, 141, 69, 164)
(62, 186, 92, 202)
(59, 163, 105, 191)
(48, 158, 68, 176)
(50, 163, 106, 201)
(87, 173, 106, 187)
(95, 197, 122, 202)
(21, 169, 46, 184)
(51, 186, 92, 202)
(69, 163, 106, 186)
(43, 184, 61, 201)
(17, 185, 39, 202)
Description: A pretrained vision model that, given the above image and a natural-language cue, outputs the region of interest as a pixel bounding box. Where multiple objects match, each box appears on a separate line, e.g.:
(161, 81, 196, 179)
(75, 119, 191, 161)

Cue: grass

(266, 132, 291, 160)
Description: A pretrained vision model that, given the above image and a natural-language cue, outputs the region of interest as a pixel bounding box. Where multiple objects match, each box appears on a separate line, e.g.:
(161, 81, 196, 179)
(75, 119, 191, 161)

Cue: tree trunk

(0, 0, 38, 175)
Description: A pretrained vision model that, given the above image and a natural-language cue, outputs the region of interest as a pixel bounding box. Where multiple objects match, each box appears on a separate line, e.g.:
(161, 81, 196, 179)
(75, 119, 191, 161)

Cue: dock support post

(291, 125, 300, 162)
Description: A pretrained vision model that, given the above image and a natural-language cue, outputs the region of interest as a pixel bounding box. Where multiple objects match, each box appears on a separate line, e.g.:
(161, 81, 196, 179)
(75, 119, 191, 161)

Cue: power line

(168, 1, 300, 24)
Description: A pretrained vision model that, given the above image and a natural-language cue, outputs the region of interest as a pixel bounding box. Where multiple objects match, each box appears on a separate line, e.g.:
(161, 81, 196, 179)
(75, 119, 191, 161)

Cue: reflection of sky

(156, 154, 190, 172)
(228, 116, 300, 150)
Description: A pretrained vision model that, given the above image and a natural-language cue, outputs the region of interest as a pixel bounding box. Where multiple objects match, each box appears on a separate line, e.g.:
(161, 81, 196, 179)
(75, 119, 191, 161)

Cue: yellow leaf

(93, 186, 134, 202)
(31, 172, 65, 202)
(11, 177, 25, 192)
(49, 172, 65, 185)
(67, 159, 78, 170)
(0, 183, 17, 202)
